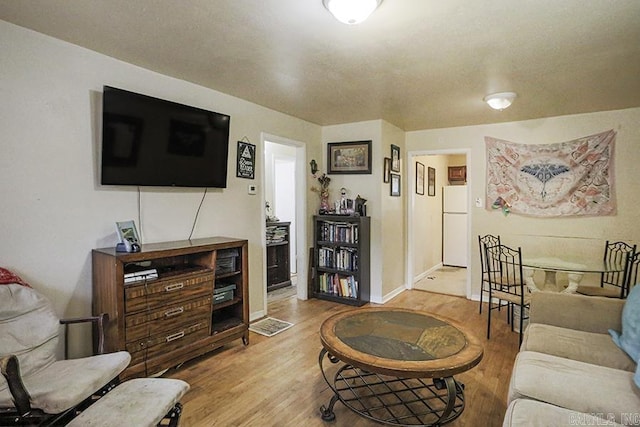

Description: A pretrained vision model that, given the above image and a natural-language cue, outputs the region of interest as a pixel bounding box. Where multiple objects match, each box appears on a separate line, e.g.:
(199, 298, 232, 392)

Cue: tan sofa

(503, 292, 640, 426)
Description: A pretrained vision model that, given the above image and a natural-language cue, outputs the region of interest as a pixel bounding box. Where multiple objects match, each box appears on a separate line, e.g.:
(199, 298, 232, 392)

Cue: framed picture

(327, 140, 372, 174)
(391, 144, 400, 172)
(390, 173, 401, 197)
(416, 162, 425, 195)
(428, 167, 436, 197)
(116, 220, 140, 244)
(383, 157, 391, 183)
(236, 141, 255, 179)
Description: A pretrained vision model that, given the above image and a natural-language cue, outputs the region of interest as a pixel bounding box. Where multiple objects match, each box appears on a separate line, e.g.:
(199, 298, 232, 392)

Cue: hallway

(413, 266, 467, 297)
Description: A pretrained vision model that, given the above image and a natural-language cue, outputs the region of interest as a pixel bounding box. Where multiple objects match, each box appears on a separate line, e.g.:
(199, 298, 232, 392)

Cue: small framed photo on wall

(416, 162, 425, 195)
(391, 145, 400, 172)
(383, 157, 391, 183)
(428, 167, 436, 197)
(390, 173, 401, 197)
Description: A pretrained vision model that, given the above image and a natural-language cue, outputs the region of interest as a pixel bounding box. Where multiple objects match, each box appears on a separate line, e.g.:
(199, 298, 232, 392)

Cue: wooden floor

(166, 290, 520, 427)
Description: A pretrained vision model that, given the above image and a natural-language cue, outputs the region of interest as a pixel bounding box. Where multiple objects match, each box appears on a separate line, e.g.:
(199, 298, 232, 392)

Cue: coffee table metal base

(318, 349, 465, 426)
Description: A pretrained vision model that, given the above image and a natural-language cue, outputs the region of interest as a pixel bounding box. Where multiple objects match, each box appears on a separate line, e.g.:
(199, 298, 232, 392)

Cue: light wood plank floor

(166, 290, 519, 426)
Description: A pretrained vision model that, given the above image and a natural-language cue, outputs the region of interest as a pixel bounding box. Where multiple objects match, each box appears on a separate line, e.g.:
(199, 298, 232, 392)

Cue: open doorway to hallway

(263, 136, 308, 312)
(408, 151, 470, 297)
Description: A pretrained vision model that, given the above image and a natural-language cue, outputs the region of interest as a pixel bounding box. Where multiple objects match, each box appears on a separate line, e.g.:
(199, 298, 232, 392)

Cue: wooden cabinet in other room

(266, 222, 292, 292)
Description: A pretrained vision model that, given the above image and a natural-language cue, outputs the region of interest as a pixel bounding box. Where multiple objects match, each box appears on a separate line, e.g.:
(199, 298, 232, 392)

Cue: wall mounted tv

(101, 86, 231, 188)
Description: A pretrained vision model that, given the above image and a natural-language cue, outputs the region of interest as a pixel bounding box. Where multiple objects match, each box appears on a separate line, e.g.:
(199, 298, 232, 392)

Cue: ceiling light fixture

(322, 0, 383, 25)
(483, 92, 517, 110)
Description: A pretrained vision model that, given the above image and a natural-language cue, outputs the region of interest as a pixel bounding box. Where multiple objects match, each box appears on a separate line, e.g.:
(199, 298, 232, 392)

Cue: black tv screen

(101, 86, 230, 188)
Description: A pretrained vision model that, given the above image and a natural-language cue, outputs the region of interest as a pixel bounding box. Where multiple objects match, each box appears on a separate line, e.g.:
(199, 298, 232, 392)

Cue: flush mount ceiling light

(483, 92, 517, 110)
(322, 0, 383, 25)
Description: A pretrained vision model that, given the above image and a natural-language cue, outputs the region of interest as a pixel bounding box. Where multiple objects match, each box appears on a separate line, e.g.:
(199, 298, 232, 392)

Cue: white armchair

(0, 280, 131, 425)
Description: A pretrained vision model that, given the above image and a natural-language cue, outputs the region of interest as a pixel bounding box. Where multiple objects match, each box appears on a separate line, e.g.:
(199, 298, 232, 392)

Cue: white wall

(411, 154, 448, 280)
(0, 21, 320, 356)
(380, 120, 406, 300)
(406, 107, 640, 299)
(321, 121, 384, 301)
(321, 120, 406, 303)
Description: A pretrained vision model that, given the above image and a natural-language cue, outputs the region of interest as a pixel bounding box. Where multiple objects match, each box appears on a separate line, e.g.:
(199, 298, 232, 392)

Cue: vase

(320, 190, 330, 213)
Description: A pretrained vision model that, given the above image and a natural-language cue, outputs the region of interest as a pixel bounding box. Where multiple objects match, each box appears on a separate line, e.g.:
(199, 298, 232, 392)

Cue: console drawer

(125, 296, 212, 343)
(128, 321, 209, 365)
(125, 271, 214, 313)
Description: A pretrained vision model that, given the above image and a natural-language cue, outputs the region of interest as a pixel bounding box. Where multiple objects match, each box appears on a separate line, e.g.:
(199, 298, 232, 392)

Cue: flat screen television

(101, 86, 230, 188)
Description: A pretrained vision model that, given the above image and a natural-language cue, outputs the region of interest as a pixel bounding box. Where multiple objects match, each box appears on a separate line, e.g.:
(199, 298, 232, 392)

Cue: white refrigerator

(443, 185, 468, 267)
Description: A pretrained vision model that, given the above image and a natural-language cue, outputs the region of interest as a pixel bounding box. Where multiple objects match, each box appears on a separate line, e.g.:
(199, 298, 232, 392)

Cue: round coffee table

(318, 307, 483, 426)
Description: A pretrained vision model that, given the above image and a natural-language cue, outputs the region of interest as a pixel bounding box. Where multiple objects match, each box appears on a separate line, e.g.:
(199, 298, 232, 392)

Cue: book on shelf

(318, 246, 358, 271)
(319, 221, 359, 244)
(317, 272, 358, 298)
(266, 224, 288, 244)
(124, 272, 159, 284)
(124, 267, 158, 278)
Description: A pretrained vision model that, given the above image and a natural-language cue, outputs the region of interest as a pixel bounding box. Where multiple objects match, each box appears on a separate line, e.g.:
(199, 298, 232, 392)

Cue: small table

(318, 308, 483, 426)
(521, 257, 625, 293)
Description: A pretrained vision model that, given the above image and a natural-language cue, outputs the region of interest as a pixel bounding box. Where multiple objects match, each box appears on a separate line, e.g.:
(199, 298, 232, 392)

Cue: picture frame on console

(115, 220, 140, 252)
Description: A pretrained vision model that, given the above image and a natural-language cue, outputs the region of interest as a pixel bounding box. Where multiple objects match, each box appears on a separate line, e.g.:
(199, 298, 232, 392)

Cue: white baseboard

(250, 310, 266, 322)
(413, 263, 443, 284)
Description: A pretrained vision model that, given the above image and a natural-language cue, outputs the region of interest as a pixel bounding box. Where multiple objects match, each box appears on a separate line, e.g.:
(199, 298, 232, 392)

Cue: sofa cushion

(609, 284, 640, 363)
(503, 399, 622, 427)
(522, 323, 636, 372)
(508, 351, 640, 425)
(0, 351, 131, 414)
(0, 283, 59, 379)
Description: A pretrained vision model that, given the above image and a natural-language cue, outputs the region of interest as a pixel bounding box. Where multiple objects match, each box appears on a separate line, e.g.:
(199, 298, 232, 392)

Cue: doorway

(406, 150, 471, 298)
(262, 135, 308, 315)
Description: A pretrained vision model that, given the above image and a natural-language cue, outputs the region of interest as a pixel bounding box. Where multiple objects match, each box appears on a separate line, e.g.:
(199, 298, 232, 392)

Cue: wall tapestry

(485, 129, 616, 217)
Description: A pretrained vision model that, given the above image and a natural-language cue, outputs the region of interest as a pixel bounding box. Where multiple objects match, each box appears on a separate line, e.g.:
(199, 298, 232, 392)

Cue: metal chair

(478, 234, 500, 314)
(485, 244, 531, 345)
(576, 240, 636, 299)
(625, 251, 640, 298)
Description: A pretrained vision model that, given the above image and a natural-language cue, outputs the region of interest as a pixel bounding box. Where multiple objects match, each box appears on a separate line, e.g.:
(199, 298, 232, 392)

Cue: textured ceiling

(1, 0, 640, 131)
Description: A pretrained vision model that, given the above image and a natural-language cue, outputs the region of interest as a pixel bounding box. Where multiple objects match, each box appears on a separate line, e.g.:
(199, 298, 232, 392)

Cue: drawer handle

(165, 282, 184, 292)
(164, 306, 184, 318)
(166, 331, 185, 342)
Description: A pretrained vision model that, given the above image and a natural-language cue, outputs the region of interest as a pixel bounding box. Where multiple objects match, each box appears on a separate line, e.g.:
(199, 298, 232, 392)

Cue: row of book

(318, 221, 359, 244)
(266, 225, 287, 245)
(317, 273, 358, 298)
(318, 246, 358, 271)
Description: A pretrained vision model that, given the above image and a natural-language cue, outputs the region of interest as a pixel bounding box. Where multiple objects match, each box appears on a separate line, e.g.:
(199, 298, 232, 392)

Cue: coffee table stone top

(320, 307, 484, 378)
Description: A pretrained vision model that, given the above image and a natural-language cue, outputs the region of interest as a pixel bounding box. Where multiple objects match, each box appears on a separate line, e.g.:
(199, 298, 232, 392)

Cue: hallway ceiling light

(322, 0, 383, 25)
(483, 92, 517, 110)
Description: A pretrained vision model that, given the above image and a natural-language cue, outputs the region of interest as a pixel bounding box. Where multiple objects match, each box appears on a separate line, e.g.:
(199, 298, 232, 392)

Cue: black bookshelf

(311, 215, 370, 306)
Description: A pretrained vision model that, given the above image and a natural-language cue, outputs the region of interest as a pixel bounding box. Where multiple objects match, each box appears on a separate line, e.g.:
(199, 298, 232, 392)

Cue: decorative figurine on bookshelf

(310, 159, 332, 214)
(355, 195, 367, 216)
(265, 201, 279, 222)
(336, 187, 353, 215)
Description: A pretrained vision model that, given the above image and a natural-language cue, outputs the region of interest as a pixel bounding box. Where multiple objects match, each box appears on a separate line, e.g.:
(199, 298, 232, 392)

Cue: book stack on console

(124, 267, 158, 284)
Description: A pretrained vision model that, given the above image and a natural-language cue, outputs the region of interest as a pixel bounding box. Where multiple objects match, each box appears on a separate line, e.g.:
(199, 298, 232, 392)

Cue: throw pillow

(0, 267, 30, 287)
(609, 284, 640, 363)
